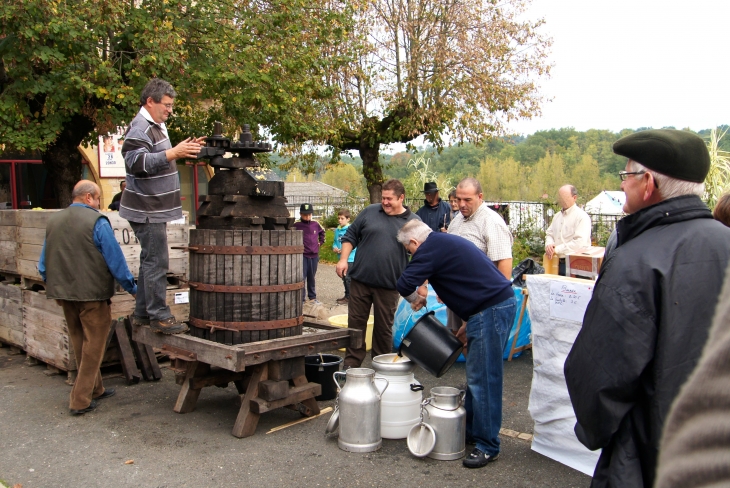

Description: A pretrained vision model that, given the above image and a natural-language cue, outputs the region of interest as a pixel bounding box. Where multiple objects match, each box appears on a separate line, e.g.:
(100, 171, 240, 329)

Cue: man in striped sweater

(120, 78, 204, 334)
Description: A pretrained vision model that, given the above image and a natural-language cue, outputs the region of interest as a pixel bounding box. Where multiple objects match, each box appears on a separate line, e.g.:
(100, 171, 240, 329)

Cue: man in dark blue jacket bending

(396, 219, 516, 469)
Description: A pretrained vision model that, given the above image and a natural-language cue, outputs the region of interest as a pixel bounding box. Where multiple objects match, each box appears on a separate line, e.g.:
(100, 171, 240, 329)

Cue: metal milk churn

(371, 354, 423, 439)
(423, 386, 466, 460)
(333, 368, 389, 452)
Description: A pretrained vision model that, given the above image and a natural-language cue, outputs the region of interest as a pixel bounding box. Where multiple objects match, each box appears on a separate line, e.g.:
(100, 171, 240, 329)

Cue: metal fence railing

(296, 195, 623, 245)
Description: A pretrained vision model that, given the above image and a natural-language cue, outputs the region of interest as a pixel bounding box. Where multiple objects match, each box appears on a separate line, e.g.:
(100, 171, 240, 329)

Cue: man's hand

(545, 244, 555, 260)
(333, 247, 341, 254)
(456, 323, 467, 345)
(410, 293, 427, 312)
(336, 259, 348, 278)
(167, 137, 204, 160)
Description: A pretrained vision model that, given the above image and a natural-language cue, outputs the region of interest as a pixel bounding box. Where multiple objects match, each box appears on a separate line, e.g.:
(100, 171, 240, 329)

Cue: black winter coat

(564, 195, 730, 488)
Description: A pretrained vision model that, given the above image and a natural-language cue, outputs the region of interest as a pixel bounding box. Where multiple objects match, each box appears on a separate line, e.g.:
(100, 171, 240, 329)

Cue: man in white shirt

(545, 184, 592, 275)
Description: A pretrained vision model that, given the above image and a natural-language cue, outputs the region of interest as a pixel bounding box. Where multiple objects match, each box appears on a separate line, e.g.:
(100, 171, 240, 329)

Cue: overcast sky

(507, 0, 730, 135)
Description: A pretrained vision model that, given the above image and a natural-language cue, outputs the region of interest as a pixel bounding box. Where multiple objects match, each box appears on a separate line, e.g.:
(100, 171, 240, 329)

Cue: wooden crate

(0, 210, 20, 274)
(12, 209, 190, 282)
(22, 288, 190, 372)
(0, 281, 23, 348)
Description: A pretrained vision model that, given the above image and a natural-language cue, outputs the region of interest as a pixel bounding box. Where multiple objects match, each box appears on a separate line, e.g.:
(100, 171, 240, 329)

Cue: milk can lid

(407, 422, 436, 457)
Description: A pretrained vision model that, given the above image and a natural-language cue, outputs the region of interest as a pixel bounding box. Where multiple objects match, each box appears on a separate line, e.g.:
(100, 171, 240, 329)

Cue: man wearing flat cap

(564, 129, 730, 487)
(415, 182, 452, 232)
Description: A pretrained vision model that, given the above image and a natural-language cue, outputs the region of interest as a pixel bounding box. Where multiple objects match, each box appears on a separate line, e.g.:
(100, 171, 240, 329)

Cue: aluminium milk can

(371, 354, 423, 439)
(423, 386, 466, 460)
(333, 368, 389, 452)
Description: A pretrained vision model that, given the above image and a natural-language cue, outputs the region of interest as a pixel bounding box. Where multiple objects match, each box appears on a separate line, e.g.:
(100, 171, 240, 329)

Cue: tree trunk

(41, 114, 95, 208)
(360, 139, 383, 204)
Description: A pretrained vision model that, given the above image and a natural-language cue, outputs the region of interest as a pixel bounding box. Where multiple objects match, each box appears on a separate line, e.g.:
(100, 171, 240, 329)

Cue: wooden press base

(131, 321, 361, 438)
(171, 356, 321, 438)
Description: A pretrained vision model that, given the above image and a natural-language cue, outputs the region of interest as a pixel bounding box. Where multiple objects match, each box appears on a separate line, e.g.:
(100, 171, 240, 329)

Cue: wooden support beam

(188, 370, 248, 390)
(174, 361, 210, 413)
(258, 380, 290, 401)
(292, 374, 320, 417)
(249, 382, 321, 414)
(232, 363, 267, 438)
(115, 320, 141, 384)
(127, 319, 155, 381)
(267, 357, 305, 381)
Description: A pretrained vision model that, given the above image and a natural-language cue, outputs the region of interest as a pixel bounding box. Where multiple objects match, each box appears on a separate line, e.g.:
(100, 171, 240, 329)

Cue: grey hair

(71, 180, 98, 200)
(567, 185, 577, 197)
(628, 160, 704, 199)
(140, 78, 177, 106)
(397, 220, 432, 245)
(457, 177, 482, 194)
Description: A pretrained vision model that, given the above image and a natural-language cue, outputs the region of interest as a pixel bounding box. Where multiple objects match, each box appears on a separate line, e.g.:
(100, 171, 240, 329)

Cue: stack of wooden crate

(0, 209, 193, 380)
(22, 288, 190, 374)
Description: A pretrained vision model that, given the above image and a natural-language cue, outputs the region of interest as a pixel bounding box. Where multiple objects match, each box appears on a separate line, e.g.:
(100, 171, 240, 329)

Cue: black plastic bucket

(398, 311, 464, 378)
(304, 354, 343, 401)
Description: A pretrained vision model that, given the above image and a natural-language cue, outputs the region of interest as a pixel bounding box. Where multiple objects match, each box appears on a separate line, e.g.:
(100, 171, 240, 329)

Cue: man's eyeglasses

(618, 170, 646, 181)
(161, 103, 174, 110)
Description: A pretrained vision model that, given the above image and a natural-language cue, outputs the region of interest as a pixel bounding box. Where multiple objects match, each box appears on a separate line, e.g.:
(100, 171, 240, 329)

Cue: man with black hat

(293, 203, 325, 303)
(564, 129, 730, 487)
(415, 182, 452, 232)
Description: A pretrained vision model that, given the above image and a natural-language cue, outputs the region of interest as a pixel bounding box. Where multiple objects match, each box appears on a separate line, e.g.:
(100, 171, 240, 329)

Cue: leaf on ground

(124, 460, 134, 465)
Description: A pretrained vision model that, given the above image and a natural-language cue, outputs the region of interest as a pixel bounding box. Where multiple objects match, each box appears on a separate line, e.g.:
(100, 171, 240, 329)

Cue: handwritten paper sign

(549, 281, 594, 322)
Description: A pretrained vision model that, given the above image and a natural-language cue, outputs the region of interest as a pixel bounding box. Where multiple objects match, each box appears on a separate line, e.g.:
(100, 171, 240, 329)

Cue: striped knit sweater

(119, 108, 182, 223)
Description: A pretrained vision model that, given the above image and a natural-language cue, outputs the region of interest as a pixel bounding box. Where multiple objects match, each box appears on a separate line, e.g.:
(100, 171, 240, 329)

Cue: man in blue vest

(39, 180, 137, 415)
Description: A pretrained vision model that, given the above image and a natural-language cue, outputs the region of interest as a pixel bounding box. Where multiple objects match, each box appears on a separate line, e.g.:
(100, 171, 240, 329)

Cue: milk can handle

(459, 389, 466, 406)
(374, 377, 389, 396)
(333, 371, 346, 392)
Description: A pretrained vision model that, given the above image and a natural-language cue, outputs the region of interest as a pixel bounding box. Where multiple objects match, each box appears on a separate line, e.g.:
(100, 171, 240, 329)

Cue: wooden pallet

(133, 321, 362, 438)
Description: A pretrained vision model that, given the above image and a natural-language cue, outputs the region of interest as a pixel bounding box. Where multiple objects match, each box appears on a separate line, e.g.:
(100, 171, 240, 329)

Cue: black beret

(612, 129, 710, 183)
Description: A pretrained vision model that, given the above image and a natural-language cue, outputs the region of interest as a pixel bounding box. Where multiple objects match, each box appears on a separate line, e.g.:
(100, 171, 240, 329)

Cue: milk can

(408, 386, 466, 460)
(371, 354, 423, 439)
(332, 368, 389, 452)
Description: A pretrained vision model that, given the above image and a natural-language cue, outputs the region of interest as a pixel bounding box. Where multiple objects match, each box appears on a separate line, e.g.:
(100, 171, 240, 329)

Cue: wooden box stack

(2, 209, 191, 281)
(0, 209, 193, 377)
(22, 288, 191, 372)
(0, 281, 23, 348)
(105, 212, 190, 279)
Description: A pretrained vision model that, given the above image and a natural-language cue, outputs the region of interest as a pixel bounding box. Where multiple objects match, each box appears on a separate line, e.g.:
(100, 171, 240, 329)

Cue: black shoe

(463, 448, 499, 468)
(150, 316, 189, 335)
(94, 388, 115, 400)
(70, 399, 98, 416)
(131, 315, 151, 326)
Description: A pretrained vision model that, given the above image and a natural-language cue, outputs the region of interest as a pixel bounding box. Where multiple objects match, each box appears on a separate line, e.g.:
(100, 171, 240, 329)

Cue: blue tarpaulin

(393, 286, 531, 360)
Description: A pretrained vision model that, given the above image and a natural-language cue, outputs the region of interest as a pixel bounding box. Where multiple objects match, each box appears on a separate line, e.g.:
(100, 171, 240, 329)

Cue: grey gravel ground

(0, 263, 590, 487)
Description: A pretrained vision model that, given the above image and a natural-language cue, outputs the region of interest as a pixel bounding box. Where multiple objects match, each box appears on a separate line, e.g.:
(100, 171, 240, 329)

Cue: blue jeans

(130, 221, 172, 321)
(303, 256, 319, 301)
(464, 295, 517, 456)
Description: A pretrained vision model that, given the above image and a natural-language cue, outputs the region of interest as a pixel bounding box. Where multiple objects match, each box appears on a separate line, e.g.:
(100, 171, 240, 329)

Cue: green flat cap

(613, 129, 710, 183)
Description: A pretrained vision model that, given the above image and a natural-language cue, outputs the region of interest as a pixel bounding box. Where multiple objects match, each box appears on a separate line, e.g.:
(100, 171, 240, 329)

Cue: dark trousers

(130, 221, 171, 321)
(344, 279, 400, 368)
(559, 258, 566, 276)
(303, 256, 319, 301)
(341, 263, 351, 298)
(60, 300, 112, 410)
